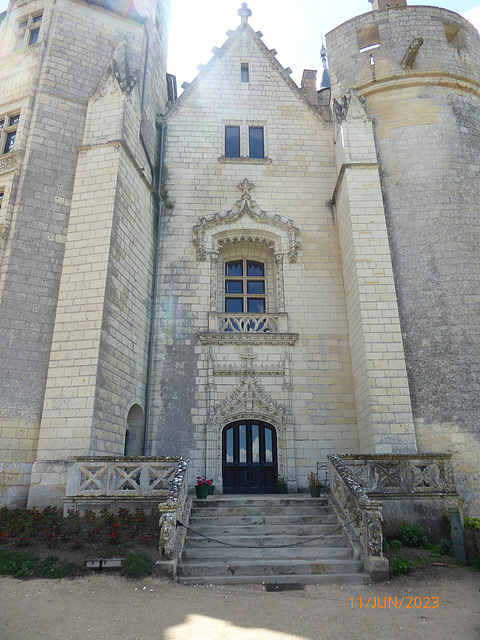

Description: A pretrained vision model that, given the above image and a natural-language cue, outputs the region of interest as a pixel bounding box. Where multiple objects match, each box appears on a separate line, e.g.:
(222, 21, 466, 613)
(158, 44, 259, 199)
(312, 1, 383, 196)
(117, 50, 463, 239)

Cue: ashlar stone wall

(327, 5, 480, 512)
(150, 22, 359, 490)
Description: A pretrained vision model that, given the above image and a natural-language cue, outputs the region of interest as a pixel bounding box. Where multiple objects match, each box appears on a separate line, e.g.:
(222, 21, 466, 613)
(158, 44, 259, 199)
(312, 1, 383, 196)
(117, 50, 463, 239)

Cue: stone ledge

(197, 332, 299, 345)
(218, 156, 272, 164)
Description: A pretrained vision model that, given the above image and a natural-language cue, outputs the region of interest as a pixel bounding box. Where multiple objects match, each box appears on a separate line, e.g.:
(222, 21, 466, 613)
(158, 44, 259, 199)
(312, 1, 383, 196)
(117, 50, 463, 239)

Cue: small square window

(249, 127, 264, 159)
(247, 298, 265, 313)
(225, 281, 243, 294)
(226, 298, 243, 313)
(225, 126, 240, 158)
(241, 63, 249, 83)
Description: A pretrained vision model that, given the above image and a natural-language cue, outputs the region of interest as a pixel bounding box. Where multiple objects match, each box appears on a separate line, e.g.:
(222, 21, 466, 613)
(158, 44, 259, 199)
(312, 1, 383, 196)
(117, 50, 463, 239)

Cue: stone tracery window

(225, 259, 266, 313)
(216, 240, 276, 313)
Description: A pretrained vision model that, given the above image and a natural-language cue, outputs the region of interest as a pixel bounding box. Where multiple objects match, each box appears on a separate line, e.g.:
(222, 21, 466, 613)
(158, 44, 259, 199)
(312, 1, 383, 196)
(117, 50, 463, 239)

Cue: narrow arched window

(225, 259, 266, 313)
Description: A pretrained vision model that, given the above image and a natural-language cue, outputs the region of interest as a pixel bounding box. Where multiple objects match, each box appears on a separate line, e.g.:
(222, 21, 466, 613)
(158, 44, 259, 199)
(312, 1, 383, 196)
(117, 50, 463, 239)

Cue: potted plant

(207, 478, 215, 495)
(275, 473, 287, 494)
(308, 472, 322, 497)
(195, 477, 211, 499)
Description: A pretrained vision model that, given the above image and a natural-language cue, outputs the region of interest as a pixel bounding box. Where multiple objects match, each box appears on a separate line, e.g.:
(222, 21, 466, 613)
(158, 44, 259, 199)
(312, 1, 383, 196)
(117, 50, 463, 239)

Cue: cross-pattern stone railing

(65, 456, 184, 498)
(208, 312, 288, 333)
(65, 456, 190, 560)
(329, 455, 388, 579)
(334, 453, 457, 497)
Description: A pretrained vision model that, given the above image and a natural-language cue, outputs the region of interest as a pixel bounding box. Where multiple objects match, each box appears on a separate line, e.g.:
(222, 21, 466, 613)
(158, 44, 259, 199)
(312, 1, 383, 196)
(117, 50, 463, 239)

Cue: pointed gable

(165, 16, 326, 125)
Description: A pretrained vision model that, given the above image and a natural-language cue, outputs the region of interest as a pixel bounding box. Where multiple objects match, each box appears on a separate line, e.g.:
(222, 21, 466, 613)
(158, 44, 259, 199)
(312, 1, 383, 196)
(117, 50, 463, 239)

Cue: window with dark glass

(15, 12, 42, 51)
(225, 126, 240, 157)
(0, 190, 4, 212)
(249, 126, 264, 158)
(241, 63, 249, 83)
(225, 259, 266, 313)
(4, 132, 16, 154)
(29, 27, 40, 46)
(1, 114, 20, 155)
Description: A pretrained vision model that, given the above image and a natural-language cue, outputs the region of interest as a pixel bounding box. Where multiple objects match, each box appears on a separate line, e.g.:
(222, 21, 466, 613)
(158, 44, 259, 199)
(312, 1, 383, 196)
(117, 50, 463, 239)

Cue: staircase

(177, 494, 366, 585)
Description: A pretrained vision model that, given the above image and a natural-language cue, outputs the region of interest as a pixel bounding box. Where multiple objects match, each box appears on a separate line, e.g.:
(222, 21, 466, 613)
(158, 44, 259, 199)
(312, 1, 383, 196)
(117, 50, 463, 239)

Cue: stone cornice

(198, 332, 298, 346)
(353, 71, 480, 102)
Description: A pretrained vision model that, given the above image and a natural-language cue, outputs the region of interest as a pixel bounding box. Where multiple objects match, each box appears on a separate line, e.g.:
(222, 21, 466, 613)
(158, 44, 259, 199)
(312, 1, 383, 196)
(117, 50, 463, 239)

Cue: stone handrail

(333, 453, 457, 496)
(329, 455, 388, 579)
(208, 312, 288, 333)
(158, 456, 189, 559)
(65, 456, 190, 560)
(65, 456, 184, 498)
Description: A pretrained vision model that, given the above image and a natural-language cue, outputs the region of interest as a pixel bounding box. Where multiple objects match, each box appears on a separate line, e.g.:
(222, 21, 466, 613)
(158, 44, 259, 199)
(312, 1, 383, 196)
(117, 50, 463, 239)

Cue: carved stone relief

(192, 179, 300, 263)
(204, 344, 295, 485)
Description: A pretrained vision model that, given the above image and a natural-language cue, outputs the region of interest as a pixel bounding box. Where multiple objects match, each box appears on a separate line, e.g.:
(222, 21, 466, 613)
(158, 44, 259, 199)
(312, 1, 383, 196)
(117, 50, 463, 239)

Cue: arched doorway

(222, 420, 278, 494)
(124, 404, 145, 456)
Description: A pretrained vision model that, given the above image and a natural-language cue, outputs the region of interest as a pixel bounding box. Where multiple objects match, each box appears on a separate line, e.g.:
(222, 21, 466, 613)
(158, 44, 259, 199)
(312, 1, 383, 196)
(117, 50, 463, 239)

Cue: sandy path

(1, 571, 479, 640)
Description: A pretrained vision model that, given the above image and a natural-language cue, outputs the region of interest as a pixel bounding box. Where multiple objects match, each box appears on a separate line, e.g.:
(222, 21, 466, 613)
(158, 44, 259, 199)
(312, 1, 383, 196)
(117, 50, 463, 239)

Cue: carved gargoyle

(402, 37, 424, 70)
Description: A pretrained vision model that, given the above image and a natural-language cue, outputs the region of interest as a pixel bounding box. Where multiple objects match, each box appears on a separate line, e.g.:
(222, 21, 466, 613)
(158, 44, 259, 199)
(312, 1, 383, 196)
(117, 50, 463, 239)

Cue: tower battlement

(327, 6, 480, 99)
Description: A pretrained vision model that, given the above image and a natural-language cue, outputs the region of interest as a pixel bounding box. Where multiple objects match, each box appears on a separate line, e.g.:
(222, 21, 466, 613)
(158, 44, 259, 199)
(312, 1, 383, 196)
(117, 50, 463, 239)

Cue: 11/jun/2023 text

(350, 596, 439, 609)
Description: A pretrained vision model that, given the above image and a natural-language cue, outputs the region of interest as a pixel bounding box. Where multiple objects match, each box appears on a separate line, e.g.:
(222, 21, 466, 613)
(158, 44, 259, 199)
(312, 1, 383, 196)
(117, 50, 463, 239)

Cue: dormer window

(241, 63, 249, 83)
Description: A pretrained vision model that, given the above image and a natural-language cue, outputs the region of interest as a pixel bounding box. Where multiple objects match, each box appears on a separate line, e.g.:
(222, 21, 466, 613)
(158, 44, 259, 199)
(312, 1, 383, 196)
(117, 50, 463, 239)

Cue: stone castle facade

(0, 0, 479, 514)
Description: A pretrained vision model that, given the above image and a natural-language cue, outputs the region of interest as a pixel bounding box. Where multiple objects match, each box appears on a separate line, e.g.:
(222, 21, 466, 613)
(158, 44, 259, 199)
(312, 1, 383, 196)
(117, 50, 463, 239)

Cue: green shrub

(399, 523, 429, 548)
(36, 555, 72, 578)
(123, 550, 152, 577)
(0, 549, 38, 578)
(464, 516, 480, 531)
(435, 538, 452, 556)
(470, 554, 480, 572)
(0, 549, 72, 578)
(391, 557, 415, 574)
(389, 539, 402, 550)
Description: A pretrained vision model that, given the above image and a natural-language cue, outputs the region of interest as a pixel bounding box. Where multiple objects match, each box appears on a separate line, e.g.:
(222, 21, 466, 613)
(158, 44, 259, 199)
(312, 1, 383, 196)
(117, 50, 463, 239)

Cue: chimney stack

(301, 70, 318, 105)
(369, 0, 407, 10)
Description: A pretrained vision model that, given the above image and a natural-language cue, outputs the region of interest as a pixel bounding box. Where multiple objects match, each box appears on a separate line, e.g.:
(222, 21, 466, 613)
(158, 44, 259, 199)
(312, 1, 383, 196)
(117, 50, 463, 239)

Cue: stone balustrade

(65, 456, 184, 498)
(328, 454, 387, 580)
(208, 312, 288, 333)
(328, 453, 460, 579)
(333, 453, 457, 497)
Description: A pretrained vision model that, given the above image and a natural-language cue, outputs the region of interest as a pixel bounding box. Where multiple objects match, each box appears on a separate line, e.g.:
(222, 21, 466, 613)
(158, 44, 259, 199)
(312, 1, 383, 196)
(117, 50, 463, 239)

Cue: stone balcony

(197, 312, 298, 345)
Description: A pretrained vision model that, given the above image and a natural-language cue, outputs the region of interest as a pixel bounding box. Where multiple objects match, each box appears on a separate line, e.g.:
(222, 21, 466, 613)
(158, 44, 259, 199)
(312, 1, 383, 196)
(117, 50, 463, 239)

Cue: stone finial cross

(237, 178, 254, 200)
(238, 2, 252, 23)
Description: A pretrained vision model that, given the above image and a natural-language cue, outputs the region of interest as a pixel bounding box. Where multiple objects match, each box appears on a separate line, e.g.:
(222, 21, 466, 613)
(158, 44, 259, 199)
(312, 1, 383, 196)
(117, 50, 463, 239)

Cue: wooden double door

(222, 420, 278, 494)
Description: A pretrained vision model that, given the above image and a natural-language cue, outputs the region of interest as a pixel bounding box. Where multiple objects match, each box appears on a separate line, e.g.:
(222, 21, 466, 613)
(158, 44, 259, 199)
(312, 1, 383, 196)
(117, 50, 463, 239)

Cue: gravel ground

(1, 569, 479, 640)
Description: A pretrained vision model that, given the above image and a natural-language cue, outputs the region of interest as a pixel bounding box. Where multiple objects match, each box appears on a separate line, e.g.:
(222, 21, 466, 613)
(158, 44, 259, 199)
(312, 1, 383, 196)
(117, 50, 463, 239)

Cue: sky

(1, 0, 480, 88)
(168, 0, 480, 87)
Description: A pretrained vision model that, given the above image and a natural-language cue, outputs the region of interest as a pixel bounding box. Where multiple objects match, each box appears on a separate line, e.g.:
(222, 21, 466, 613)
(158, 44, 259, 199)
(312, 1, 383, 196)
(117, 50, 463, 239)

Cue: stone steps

(177, 494, 366, 585)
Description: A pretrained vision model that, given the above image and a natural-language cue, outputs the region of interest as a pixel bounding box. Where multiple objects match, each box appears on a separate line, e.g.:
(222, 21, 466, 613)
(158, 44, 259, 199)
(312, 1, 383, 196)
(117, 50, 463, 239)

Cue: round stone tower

(327, 5, 480, 510)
